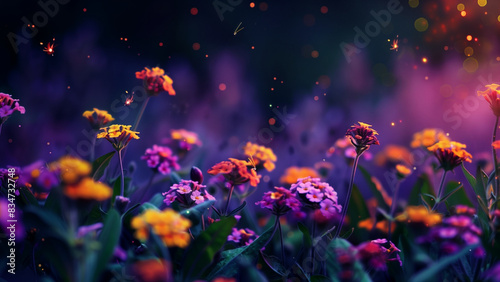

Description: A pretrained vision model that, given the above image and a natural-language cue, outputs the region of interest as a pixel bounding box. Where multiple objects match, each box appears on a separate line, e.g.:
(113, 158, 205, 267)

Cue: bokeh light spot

(422, 57, 428, 63)
(250, 2, 255, 8)
(478, 0, 487, 7)
(414, 17, 428, 32)
(269, 118, 276, 125)
(409, 0, 419, 8)
(193, 42, 200, 50)
(464, 47, 474, 56)
(190, 7, 198, 15)
(259, 2, 268, 11)
(457, 3, 465, 11)
(320, 6, 328, 14)
(311, 50, 319, 58)
(317, 75, 331, 89)
(466, 35, 472, 41)
(219, 83, 226, 91)
(461, 11, 466, 17)
(463, 57, 479, 73)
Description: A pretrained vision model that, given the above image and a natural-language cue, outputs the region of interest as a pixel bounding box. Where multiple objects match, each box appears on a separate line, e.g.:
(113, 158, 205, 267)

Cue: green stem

(132, 96, 150, 131)
(118, 149, 125, 196)
(278, 217, 285, 265)
(493, 116, 499, 200)
(388, 180, 401, 241)
(334, 154, 360, 238)
(432, 170, 448, 211)
(224, 183, 235, 216)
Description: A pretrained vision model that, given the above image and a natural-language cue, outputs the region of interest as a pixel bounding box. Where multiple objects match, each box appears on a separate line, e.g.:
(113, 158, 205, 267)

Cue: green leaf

(326, 238, 372, 282)
(409, 174, 434, 206)
(43, 186, 64, 216)
(358, 166, 390, 211)
(259, 252, 287, 277)
(206, 218, 278, 280)
(22, 206, 68, 240)
(111, 176, 131, 205)
(227, 201, 247, 217)
(183, 217, 237, 280)
(409, 244, 478, 282)
(377, 207, 393, 221)
(345, 184, 370, 234)
(90, 209, 122, 282)
(18, 186, 39, 206)
(148, 193, 165, 208)
(92, 151, 116, 181)
(298, 222, 312, 249)
(421, 193, 436, 201)
(170, 171, 182, 184)
(181, 200, 215, 226)
(442, 183, 471, 207)
(83, 203, 105, 226)
(419, 194, 431, 210)
(474, 165, 489, 205)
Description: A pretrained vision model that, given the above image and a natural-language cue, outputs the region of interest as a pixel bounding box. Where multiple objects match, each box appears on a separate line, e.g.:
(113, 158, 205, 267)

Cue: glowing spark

(390, 35, 399, 51)
(43, 42, 55, 55)
(233, 22, 244, 35)
(124, 94, 134, 106)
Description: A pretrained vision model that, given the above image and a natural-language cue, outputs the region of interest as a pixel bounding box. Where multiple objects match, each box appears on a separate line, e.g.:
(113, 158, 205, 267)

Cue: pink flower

(190, 190, 204, 204)
(320, 199, 342, 218)
(141, 145, 180, 175)
(162, 180, 215, 208)
(306, 188, 323, 202)
(296, 182, 313, 194)
(177, 184, 192, 194)
(255, 187, 302, 216)
(162, 193, 177, 205)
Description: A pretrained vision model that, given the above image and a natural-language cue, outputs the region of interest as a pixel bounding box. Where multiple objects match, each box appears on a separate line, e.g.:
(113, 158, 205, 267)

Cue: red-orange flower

(208, 158, 261, 186)
(478, 84, 500, 116)
(428, 140, 472, 171)
(136, 67, 176, 96)
(346, 122, 380, 154)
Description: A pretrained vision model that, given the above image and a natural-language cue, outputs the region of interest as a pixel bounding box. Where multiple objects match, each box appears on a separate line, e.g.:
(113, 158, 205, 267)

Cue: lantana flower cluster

(242, 142, 277, 172)
(355, 238, 402, 270)
(427, 140, 472, 171)
(162, 180, 215, 208)
(131, 208, 191, 248)
(136, 67, 176, 96)
(141, 145, 180, 175)
(208, 158, 261, 187)
(0, 92, 25, 122)
(255, 186, 302, 216)
(290, 176, 342, 219)
(227, 228, 258, 247)
(418, 205, 484, 257)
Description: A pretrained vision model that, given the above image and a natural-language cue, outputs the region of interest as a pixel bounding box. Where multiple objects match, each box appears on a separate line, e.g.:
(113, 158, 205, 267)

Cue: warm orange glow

(466, 35, 472, 41)
(250, 2, 255, 8)
(461, 11, 466, 17)
(422, 57, 428, 63)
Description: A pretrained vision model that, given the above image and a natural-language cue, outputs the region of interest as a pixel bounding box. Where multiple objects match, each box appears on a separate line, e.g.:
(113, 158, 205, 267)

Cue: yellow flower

(65, 177, 112, 201)
(427, 140, 472, 171)
(49, 156, 92, 185)
(131, 208, 191, 248)
(477, 83, 500, 116)
(82, 108, 114, 129)
(97, 124, 139, 151)
(279, 166, 319, 185)
(410, 128, 450, 148)
(395, 164, 412, 179)
(170, 129, 202, 150)
(396, 206, 442, 227)
(242, 142, 277, 172)
(358, 218, 394, 233)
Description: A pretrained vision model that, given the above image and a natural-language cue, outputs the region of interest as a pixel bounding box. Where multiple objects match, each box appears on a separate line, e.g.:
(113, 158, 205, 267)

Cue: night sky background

(2, 0, 500, 198)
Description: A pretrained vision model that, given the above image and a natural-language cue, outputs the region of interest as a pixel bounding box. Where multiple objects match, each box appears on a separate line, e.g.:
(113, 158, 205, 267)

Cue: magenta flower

(290, 177, 342, 219)
(141, 145, 180, 175)
(227, 228, 258, 247)
(356, 238, 401, 271)
(162, 179, 215, 208)
(255, 187, 302, 216)
(345, 122, 380, 154)
(0, 92, 25, 120)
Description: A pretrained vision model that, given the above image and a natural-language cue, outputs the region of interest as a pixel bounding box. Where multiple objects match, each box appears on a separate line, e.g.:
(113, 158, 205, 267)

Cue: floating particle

(461, 11, 466, 17)
(219, 83, 227, 91)
(263, 175, 270, 182)
(269, 104, 272, 107)
(43, 42, 55, 55)
(414, 17, 428, 32)
(193, 42, 200, 50)
(497, 15, 500, 22)
(457, 3, 465, 11)
(425, 76, 429, 80)
(124, 38, 128, 41)
(390, 35, 399, 51)
(314, 96, 319, 101)
(271, 88, 274, 91)
(190, 7, 198, 15)
(124, 94, 134, 106)
(320, 6, 328, 14)
(67, 86, 70, 89)
(311, 50, 319, 58)
(259, 2, 268, 11)
(251, 46, 255, 49)
(496, 57, 500, 61)
(466, 35, 472, 41)
(83, 8, 87, 12)
(444, 46, 449, 51)
(391, 122, 395, 126)
(205, 54, 208, 57)
(250, 2, 255, 8)
(234, 22, 244, 35)
(46, 142, 50, 145)
(422, 57, 428, 63)
(464, 47, 474, 56)
(273, 77, 277, 80)
(478, 0, 487, 7)
(269, 118, 276, 125)
(409, 0, 419, 8)
(159, 42, 163, 46)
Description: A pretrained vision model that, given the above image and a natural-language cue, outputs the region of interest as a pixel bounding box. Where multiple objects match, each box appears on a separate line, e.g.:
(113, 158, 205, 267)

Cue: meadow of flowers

(2, 66, 500, 282)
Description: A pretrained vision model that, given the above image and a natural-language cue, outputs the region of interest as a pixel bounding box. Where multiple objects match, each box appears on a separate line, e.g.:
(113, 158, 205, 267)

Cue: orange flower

(242, 142, 277, 172)
(65, 177, 112, 201)
(49, 156, 92, 185)
(477, 84, 500, 116)
(208, 158, 261, 186)
(395, 164, 412, 179)
(411, 128, 450, 148)
(375, 145, 412, 166)
(396, 206, 442, 227)
(131, 208, 191, 248)
(346, 122, 380, 154)
(427, 140, 472, 171)
(97, 124, 139, 151)
(82, 108, 114, 129)
(358, 218, 394, 234)
(133, 259, 172, 282)
(493, 140, 500, 149)
(279, 166, 319, 185)
(136, 67, 176, 96)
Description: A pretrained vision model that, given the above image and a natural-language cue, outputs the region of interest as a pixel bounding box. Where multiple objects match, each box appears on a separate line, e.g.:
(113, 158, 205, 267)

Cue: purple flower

(141, 145, 180, 175)
(162, 180, 215, 208)
(176, 184, 192, 194)
(296, 182, 313, 194)
(306, 188, 323, 203)
(163, 193, 177, 205)
(227, 228, 258, 247)
(77, 223, 103, 238)
(320, 199, 342, 219)
(0, 93, 25, 120)
(255, 187, 302, 216)
(190, 190, 204, 204)
(345, 122, 380, 154)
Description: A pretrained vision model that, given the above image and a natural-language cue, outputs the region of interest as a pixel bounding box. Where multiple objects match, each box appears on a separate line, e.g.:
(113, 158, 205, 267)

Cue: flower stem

(90, 131, 97, 162)
(388, 180, 401, 241)
(132, 96, 150, 132)
(432, 170, 448, 211)
(334, 154, 360, 238)
(118, 149, 125, 196)
(493, 116, 500, 200)
(224, 183, 235, 216)
(278, 217, 285, 265)
(311, 221, 316, 275)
